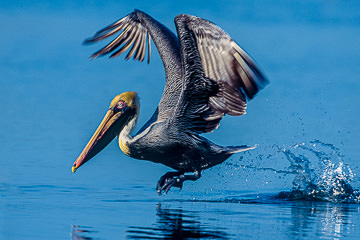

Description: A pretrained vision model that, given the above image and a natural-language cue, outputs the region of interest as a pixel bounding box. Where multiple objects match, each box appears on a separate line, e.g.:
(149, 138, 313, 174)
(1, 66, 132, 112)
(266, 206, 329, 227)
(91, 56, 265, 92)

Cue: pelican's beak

(72, 106, 135, 173)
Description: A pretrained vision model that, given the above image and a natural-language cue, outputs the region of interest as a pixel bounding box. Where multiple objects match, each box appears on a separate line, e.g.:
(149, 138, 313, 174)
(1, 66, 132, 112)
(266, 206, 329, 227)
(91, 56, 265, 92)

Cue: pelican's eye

(116, 100, 126, 110)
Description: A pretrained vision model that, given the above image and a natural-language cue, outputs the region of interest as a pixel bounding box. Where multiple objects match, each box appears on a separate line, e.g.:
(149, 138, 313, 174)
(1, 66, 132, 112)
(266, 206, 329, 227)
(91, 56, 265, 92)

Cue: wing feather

(125, 29, 141, 59)
(147, 33, 152, 64)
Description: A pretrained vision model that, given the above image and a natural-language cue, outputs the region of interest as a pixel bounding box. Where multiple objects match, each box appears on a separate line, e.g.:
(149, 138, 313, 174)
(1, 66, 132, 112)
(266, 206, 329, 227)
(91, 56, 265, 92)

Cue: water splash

(279, 140, 359, 203)
(228, 140, 360, 203)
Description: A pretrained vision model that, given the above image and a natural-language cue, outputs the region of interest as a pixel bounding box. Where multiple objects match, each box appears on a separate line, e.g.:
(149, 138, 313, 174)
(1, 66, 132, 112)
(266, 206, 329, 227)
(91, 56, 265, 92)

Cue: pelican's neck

(118, 114, 138, 156)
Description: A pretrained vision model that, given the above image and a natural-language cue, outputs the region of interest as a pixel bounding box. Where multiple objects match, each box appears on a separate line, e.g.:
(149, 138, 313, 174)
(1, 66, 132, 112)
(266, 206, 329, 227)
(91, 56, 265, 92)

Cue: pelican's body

(124, 120, 244, 172)
(72, 10, 268, 194)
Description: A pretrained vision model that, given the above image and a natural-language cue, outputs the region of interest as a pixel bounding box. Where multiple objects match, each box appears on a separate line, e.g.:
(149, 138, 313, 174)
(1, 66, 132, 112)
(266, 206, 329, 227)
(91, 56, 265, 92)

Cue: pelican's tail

(226, 145, 257, 154)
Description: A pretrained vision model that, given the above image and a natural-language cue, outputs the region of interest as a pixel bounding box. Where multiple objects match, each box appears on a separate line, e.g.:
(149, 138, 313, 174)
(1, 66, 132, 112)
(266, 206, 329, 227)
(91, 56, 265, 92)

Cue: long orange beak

(72, 107, 134, 173)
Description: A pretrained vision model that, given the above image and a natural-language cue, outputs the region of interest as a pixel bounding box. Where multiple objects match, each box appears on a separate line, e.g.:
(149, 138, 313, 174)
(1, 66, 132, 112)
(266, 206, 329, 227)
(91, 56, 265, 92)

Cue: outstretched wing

(84, 12, 152, 62)
(84, 10, 183, 125)
(170, 14, 268, 134)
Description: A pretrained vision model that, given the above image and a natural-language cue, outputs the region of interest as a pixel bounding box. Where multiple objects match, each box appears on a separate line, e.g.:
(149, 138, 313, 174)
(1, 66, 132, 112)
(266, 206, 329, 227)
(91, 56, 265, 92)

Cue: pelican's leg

(156, 171, 201, 195)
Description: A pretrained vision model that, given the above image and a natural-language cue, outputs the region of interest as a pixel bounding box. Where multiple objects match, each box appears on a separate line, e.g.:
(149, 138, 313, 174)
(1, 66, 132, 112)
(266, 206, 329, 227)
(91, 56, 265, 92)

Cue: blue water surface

(1, 0, 360, 239)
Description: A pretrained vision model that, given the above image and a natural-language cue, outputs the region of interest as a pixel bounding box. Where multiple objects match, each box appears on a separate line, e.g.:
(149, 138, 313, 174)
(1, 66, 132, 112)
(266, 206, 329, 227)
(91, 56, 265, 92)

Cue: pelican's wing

(170, 14, 268, 133)
(84, 10, 183, 126)
(84, 11, 152, 62)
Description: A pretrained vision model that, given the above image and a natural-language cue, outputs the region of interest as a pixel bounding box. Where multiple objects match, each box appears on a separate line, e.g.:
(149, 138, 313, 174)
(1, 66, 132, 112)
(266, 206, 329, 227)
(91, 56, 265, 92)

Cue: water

(1, 0, 360, 239)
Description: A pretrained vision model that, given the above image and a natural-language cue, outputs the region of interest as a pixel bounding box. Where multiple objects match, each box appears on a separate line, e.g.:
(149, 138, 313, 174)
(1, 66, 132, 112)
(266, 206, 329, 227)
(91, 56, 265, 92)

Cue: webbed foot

(156, 171, 201, 195)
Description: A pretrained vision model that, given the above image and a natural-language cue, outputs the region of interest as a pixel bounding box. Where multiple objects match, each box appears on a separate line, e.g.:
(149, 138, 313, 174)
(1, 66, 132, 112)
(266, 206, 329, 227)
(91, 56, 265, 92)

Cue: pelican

(72, 10, 268, 194)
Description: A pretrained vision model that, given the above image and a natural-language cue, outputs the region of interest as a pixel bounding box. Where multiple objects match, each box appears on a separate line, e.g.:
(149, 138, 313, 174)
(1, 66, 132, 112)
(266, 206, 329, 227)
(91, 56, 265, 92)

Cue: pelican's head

(72, 91, 139, 173)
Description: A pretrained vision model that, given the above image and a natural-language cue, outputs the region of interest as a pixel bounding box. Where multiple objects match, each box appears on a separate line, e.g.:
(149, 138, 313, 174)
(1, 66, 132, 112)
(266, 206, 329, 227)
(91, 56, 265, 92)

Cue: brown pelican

(72, 10, 268, 194)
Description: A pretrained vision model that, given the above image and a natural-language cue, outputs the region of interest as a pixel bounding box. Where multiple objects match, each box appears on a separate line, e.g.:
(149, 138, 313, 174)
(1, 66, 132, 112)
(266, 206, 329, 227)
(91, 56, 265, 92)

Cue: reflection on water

(287, 201, 357, 239)
(126, 204, 229, 239)
(71, 225, 98, 240)
(70, 203, 229, 239)
(70, 199, 359, 239)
